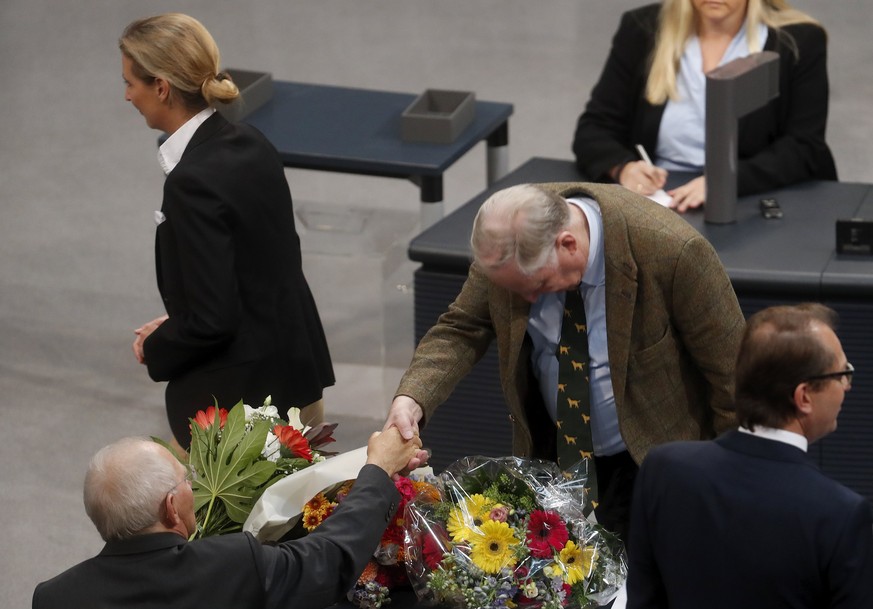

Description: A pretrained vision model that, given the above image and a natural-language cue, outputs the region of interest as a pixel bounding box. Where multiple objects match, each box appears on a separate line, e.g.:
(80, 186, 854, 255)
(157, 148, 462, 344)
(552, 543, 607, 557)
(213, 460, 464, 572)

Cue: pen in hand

(633, 144, 671, 207)
(635, 144, 654, 166)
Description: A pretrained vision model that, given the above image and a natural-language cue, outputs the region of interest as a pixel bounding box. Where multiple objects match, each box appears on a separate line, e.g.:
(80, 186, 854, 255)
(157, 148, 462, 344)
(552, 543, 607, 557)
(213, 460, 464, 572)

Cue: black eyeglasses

(168, 463, 197, 494)
(805, 362, 854, 387)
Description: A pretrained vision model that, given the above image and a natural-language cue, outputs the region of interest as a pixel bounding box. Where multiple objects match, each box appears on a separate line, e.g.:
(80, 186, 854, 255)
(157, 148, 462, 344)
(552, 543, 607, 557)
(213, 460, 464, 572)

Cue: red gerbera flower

(382, 523, 404, 545)
(273, 424, 314, 461)
(190, 406, 228, 431)
(376, 563, 407, 587)
(526, 510, 569, 558)
(422, 526, 450, 570)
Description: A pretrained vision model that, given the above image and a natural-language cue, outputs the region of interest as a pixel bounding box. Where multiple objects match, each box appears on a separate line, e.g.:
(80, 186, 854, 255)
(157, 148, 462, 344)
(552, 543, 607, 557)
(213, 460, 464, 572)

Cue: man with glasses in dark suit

(628, 303, 873, 609)
(32, 429, 426, 609)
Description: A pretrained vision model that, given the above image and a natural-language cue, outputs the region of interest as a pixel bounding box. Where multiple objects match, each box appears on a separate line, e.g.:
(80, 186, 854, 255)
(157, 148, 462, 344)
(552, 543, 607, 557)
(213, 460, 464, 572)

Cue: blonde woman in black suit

(573, 0, 836, 212)
(120, 13, 333, 449)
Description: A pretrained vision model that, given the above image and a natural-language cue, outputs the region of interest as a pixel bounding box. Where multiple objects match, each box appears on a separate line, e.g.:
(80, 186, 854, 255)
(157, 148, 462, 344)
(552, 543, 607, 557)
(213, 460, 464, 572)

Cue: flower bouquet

(244, 441, 440, 609)
(301, 473, 441, 609)
(404, 456, 627, 609)
(157, 397, 337, 539)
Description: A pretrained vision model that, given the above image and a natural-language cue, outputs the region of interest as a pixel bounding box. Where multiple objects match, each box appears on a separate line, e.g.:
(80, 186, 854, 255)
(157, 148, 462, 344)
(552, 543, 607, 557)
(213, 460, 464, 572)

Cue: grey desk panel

(823, 186, 873, 297)
(686, 181, 870, 297)
(244, 81, 514, 177)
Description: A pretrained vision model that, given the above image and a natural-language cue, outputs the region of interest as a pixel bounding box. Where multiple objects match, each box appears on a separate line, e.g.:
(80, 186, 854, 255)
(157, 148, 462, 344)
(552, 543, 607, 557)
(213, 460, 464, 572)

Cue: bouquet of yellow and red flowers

(157, 397, 337, 539)
(302, 473, 441, 608)
(403, 456, 627, 609)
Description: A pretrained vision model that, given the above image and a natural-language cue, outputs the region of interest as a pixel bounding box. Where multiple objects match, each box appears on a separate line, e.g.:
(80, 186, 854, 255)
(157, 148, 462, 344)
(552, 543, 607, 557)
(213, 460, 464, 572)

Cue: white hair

(471, 184, 570, 275)
(83, 437, 180, 541)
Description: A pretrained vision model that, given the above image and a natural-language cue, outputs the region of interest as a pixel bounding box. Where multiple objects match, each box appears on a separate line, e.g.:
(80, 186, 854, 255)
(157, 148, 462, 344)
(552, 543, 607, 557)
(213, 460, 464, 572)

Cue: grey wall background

(3, 1, 870, 607)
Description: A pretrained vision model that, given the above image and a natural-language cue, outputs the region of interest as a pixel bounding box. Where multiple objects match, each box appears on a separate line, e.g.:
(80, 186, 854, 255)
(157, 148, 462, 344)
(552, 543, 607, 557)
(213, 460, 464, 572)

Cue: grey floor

(3, 1, 871, 606)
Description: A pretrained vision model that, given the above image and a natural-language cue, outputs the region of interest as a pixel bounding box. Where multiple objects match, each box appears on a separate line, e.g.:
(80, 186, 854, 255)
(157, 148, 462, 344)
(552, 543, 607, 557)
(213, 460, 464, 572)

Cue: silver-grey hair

(83, 437, 179, 542)
(471, 184, 570, 275)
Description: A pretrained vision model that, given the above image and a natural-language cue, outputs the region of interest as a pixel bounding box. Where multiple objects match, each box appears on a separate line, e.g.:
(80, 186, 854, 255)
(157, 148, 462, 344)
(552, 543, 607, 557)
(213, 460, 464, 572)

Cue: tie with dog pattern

(556, 288, 598, 507)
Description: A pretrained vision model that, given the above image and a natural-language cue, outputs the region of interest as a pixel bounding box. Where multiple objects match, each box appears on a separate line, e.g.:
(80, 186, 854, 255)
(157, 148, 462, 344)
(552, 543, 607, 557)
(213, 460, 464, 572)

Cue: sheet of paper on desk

(647, 189, 673, 207)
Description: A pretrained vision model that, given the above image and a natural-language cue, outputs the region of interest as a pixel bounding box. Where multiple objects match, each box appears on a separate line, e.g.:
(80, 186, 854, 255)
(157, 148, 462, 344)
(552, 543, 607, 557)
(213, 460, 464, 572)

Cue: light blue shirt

(655, 23, 769, 172)
(527, 197, 624, 456)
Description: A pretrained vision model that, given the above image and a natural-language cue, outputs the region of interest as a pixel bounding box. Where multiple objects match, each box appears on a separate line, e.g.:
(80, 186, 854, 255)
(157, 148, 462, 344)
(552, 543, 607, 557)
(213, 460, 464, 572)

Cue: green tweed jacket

(396, 183, 743, 464)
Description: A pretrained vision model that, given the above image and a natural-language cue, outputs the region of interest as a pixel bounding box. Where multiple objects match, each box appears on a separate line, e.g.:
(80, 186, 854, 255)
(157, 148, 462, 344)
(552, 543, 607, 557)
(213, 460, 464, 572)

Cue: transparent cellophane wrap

(404, 456, 627, 609)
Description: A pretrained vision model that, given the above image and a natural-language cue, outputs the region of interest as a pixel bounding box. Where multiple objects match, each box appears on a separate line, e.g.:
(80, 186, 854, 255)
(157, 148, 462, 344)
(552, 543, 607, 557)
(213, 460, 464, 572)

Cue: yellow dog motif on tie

(567, 398, 580, 408)
(575, 323, 587, 333)
(580, 450, 594, 459)
(559, 345, 569, 355)
(564, 435, 577, 445)
(571, 360, 585, 371)
(558, 383, 566, 393)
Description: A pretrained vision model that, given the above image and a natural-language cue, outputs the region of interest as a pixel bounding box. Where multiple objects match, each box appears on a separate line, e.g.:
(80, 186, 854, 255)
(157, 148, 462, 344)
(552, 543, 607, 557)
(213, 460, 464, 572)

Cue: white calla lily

(262, 430, 281, 462)
(285, 407, 310, 433)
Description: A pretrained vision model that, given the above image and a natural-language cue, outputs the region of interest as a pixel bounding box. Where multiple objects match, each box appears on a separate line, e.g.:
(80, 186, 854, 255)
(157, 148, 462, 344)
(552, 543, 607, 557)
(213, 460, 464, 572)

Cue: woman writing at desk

(572, 0, 837, 212)
(120, 13, 334, 449)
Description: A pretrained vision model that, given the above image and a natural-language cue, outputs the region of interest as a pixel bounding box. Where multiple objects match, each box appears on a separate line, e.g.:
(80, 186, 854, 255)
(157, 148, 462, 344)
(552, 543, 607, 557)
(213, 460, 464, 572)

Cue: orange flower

(190, 406, 228, 431)
(357, 560, 379, 584)
(302, 509, 325, 531)
(302, 492, 336, 531)
(413, 480, 441, 502)
(273, 424, 314, 461)
(305, 492, 331, 514)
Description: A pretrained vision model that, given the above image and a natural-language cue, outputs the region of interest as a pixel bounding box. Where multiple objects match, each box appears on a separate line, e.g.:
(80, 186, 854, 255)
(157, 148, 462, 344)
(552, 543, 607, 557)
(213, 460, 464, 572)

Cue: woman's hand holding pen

(617, 160, 667, 195)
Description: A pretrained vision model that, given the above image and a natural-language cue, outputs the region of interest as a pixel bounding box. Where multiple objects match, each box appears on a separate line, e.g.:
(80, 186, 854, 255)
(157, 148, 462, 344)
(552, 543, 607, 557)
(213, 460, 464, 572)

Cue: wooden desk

(408, 157, 873, 503)
(243, 81, 513, 227)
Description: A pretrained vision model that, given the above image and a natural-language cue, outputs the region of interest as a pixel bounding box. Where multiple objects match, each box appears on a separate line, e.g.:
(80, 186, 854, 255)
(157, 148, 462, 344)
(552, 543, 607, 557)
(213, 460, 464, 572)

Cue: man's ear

(793, 382, 815, 417)
(161, 492, 181, 527)
(556, 231, 577, 255)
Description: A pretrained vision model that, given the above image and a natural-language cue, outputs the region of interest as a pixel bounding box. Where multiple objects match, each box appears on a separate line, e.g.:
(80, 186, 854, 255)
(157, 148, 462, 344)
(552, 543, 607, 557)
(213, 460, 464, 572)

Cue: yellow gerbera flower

(446, 493, 493, 541)
(465, 493, 494, 526)
(469, 519, 519, 574)
(556, 540, 597, 585)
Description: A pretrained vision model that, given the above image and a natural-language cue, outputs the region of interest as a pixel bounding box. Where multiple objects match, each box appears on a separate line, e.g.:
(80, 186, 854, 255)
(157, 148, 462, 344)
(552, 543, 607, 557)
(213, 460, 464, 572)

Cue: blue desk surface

(408, 157, 873, 297)
(244, 81, 513, 177)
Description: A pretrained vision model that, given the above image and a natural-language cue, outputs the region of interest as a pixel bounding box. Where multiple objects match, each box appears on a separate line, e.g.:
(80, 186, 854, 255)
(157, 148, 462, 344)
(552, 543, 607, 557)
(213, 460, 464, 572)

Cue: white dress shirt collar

(568, 197, 604, 289)
(738, 425, 808, 453)
(158, 107, 216, 175)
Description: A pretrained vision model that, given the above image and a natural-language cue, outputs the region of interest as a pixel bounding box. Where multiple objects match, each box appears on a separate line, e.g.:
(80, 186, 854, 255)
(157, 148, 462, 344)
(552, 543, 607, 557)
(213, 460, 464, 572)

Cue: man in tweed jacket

(385, 183, 744, 542)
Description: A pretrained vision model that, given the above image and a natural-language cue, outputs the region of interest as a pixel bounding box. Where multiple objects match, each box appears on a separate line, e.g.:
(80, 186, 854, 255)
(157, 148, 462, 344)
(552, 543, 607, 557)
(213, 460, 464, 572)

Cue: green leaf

(189, 401, 279, 529)
(220, 459, 280, 522)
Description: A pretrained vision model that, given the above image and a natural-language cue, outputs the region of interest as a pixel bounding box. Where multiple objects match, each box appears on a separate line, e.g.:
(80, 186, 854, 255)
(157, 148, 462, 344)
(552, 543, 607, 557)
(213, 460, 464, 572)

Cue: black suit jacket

(627, 431, 873, 608)
(144, 112, 333, 435)
(33, 464, 398, 609)
(572, 3, 837, 195)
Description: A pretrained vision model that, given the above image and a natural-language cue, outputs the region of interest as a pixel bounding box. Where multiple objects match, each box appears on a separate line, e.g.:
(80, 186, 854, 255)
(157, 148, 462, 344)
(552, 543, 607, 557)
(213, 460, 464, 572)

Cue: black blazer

(573, 4, 837, 196)
(144, 112, 333, 434)
(627, 431, 873, 608)
(33, 464, 398, 609)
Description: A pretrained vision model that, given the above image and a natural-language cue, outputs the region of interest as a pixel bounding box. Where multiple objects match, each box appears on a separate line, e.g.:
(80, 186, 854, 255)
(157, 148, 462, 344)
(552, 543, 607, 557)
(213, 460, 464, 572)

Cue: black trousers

(592, 450, 639, 550)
